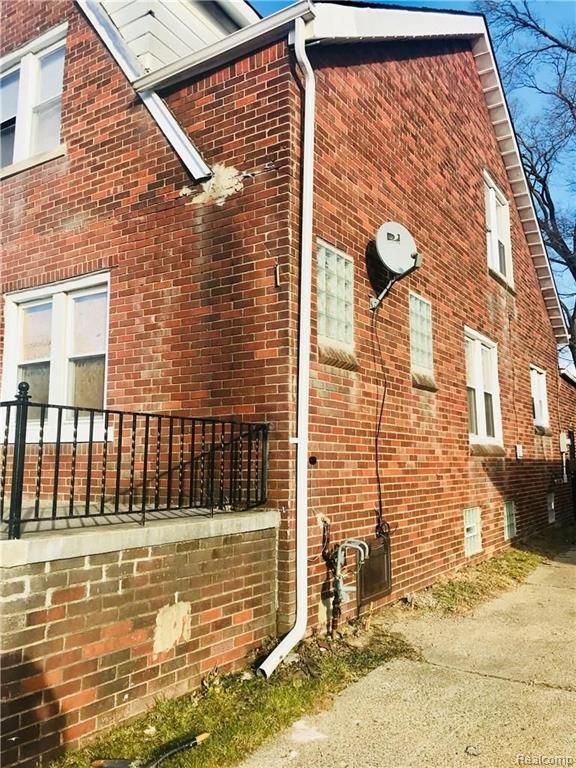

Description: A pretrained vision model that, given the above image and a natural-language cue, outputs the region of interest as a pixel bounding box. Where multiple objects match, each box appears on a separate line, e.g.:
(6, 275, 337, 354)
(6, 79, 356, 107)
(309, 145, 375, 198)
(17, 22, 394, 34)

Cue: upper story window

(484, 171, 512, 285)
(317, 241, 354, 350)
(530, 365, 549, 430)
(464, 327, 503, 445)
(409, 292, 434, 383)
(2, 273, 109, 418)
(0, 24, 66, 171)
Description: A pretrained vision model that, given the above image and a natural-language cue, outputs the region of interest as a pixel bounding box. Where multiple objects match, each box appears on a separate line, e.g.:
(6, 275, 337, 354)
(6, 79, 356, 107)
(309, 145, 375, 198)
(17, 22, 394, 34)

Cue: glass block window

(317, 241, 353, 347)
(547, 492, 555, 524)
(464, 507, 482, 556)
(504, 500, 517, 540)
(1, 28, 66, 169)
(409, 292, 433, 376)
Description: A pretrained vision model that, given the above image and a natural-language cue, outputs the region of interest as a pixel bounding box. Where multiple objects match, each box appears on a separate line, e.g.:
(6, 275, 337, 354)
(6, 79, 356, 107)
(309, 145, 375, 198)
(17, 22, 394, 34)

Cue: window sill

(411, 372, 438, 392)
(318, 342, 358, 371)
(470, 443, 506, 457)
(0, 144, 66, 180)
(488, 268, 516, 295)
(534, 425, 552, 437)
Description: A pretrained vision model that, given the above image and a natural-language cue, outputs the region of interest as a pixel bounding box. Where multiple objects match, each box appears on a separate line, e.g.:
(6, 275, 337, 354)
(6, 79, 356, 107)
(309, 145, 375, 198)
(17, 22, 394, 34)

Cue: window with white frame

(0, 25, 66, 170)
(2, 274, 109, 416)
(484, 171, 512, 284)
(464, 327, 503, 444)
(504, 500, 517, 540)
(409, 292, 434, 378)
(547, 491, 556, 523)
(317, 241, 354, 348)
(530, 366, 549, 429)
(464, 507, 482, 556)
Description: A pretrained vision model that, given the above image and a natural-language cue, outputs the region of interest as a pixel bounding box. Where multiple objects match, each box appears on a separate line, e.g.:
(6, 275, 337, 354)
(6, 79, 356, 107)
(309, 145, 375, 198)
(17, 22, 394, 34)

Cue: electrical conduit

(257, 16, 316, 678)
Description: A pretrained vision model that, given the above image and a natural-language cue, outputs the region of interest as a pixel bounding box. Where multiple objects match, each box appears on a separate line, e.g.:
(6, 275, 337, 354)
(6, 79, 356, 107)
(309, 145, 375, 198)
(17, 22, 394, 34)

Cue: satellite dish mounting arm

(369, 251, 422, 311)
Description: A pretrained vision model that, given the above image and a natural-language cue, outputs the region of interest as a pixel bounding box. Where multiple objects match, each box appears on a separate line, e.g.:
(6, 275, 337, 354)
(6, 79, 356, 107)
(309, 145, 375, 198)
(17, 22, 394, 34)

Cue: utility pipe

(257, 16, 316, 679)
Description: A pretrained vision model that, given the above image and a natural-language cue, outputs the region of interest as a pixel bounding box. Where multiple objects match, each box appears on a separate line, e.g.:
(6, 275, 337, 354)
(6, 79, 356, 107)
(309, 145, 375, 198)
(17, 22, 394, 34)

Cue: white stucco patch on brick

(153, 600, 192, 655)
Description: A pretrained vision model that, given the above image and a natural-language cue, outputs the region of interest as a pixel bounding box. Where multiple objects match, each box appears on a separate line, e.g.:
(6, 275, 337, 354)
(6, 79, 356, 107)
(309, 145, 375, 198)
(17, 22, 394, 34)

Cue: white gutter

(75, 0, 211, 181)
(257, 16, 315, 679)
(134, 1, 315, 92)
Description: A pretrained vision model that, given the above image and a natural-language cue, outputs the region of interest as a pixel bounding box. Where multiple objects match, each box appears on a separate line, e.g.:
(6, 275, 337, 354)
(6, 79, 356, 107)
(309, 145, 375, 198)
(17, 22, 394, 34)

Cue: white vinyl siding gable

(317, 241, 354, 349)
(530, 366, 549, 428)
(464, 507, 482, 556)
(504, 500, 517, 540)
(409, 292, 434, 377)
(464, 327, 503, 445)
(484, 171, 512, 285)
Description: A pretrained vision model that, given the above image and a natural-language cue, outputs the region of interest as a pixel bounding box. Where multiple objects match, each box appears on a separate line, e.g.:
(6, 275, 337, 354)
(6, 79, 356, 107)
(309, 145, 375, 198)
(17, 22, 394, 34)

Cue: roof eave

(134, 0, 315, 92)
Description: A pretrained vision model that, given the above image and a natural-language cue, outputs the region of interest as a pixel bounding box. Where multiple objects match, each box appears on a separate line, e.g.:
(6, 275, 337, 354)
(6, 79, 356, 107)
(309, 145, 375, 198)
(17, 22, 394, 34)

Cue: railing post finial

(16, 381, 31, 401)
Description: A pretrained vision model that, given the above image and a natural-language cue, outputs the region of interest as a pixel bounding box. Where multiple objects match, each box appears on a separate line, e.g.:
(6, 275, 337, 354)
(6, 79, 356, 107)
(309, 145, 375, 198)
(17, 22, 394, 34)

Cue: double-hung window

(409, 292, 434, 384)
(317, 241, 354, 350)
(2, 274, 109, 439)
(484, 171, 512, 284)
(464, 327, 503, 445)
(1, 24, 66, 172)
(530, 366, 549, 430)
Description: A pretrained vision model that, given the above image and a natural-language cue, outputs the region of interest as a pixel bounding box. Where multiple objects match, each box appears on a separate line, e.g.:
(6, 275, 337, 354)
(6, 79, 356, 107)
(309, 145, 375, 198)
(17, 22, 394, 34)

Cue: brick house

(1, 0, 574, 763)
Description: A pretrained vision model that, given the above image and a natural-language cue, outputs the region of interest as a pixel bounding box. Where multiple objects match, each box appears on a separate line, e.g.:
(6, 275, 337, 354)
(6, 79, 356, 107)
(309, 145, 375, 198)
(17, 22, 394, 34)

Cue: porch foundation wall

(0, 519, 278, 767)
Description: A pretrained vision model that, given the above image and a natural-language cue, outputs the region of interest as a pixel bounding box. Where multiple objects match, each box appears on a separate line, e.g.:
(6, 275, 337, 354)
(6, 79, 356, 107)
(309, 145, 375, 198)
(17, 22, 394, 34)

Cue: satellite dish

(375, 222, 420, 276)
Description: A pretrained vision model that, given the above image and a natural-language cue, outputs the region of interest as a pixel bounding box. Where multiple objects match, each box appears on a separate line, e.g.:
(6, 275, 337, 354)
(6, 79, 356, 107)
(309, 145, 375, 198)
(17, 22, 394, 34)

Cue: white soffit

(75, 0, 211, 180)
(100, 0, 258, 72)
(307, 4, 486, 42)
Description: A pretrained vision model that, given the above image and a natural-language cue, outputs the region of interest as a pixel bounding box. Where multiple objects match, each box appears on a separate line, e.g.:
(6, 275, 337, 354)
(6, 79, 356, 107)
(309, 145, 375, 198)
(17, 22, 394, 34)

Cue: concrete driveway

(238, 549, 576, 768)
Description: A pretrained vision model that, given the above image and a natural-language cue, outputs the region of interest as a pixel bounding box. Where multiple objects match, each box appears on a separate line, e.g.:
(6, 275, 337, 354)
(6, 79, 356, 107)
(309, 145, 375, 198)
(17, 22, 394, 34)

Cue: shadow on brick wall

(0, 652, 66, 767)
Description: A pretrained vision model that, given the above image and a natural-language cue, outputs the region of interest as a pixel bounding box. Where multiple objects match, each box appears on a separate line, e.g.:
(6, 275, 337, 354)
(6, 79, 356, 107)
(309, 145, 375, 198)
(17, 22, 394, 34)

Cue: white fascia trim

(134, 0, 315, 91)
(307, 4, 486, 43)
(0, 22, 68, 72)
(75, 0, 211, 180)
(217, 0, 261, 28)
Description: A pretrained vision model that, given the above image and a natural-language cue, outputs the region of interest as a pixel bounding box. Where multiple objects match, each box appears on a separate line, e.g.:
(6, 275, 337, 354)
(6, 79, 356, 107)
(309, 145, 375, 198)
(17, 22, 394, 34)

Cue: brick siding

(0, 528, 277, 766)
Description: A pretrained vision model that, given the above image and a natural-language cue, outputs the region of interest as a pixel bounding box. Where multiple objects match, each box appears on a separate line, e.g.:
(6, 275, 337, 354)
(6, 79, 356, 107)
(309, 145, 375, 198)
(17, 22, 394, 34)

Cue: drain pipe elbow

(257, 16, 316, 679)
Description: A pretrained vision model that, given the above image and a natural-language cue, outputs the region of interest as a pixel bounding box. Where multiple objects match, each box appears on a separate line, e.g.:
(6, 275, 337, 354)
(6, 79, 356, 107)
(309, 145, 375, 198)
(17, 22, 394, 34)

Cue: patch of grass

(49, 629, 417, 768)
(407, 522, 575, 615)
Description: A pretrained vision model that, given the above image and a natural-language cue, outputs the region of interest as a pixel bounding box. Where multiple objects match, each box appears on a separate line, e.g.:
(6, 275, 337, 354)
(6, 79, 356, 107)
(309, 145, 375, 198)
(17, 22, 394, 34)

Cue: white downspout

(257, 16, 315, 679)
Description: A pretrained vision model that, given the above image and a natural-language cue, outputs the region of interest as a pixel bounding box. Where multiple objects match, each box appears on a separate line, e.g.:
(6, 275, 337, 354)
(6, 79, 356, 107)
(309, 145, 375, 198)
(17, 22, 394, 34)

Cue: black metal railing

(1, 383, 269, 539)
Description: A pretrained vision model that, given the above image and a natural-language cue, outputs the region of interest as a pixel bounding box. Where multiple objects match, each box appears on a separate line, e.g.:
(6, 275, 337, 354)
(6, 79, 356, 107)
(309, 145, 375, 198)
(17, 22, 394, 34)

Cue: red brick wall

(0, 3, 294, 516)
(305, 40, 572, 624)
(0, 528, 277, 766)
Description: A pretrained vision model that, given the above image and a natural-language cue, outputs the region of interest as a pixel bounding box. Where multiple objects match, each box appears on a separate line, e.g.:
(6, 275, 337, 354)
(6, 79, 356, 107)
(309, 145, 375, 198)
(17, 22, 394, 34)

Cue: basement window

(0, 25, 66, 174)
(484, 171, 512, 286)
(547, 491, 556, 524)
(464, 507, 482, 556)
(504, 500, 517, 540)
